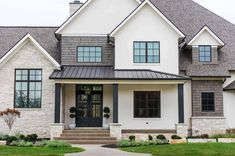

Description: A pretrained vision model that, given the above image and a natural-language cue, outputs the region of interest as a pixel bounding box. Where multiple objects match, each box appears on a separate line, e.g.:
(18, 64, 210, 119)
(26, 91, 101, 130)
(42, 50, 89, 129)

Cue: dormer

(188, 26, 224, 64)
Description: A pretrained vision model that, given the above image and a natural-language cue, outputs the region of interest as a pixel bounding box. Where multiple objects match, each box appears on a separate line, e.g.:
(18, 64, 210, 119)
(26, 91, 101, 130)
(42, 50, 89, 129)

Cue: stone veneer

(192, 80, 223, 116)
(192, 46, 218, 65)
(191, 117, 226, 135)
(0, 41, 57, 138)
(61, 36, 114, 66)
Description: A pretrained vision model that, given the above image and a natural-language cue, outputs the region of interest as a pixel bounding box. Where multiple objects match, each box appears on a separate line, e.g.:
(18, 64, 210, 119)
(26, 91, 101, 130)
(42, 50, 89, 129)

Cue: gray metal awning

(49, 66, 190, 80)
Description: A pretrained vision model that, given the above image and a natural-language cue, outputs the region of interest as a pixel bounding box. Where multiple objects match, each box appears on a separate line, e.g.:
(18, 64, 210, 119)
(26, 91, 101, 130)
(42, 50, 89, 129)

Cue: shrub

(0, 134, 9, 141)
(25, 134, 38, 143)
(148, 135, 153, 141)
(156, 135, 166, 140)
(129, 135, 136, 141)
(7, 136, 17, 144)
(15, 134, 25, 141)
(171, 135, 182, 140)
(200, 134, 209, 139)
(46, 140, 71, 148)
(0, 108, 20, 131)
(34, 140, 48, 147)
(210, 134, 235, 139)
(9, 140, 33, 147)
(117, 139, 169, 148)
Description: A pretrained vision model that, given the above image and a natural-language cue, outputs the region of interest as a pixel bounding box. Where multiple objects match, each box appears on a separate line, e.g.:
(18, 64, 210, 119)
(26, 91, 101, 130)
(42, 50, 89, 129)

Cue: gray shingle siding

(192, 80, 224, 117)
(61, 36, 113, 66)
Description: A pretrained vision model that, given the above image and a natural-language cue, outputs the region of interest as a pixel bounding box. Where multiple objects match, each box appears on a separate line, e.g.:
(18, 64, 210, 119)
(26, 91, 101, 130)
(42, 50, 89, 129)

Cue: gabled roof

(50, 66, 190, 80)
(0, 27, 60, 63)
(188, 25, 225, 46)
(109, 0, 185, 37)
(0, 33, 60, 69)
(55, 0, 141, 34)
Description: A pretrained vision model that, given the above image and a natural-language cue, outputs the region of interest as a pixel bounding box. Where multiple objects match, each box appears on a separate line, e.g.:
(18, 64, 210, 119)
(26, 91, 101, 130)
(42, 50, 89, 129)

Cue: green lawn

(0, 146, 84, 156)
(121, 143, 235, 156)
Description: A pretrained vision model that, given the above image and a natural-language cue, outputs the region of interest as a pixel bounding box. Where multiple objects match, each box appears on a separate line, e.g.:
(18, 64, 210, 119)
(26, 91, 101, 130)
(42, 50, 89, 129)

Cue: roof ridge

(0, 26, 59, 28)
(191, 0, 235, 27)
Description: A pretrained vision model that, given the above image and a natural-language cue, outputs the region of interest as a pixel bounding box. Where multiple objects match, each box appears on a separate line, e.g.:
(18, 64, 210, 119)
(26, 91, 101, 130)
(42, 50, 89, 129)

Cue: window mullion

(145, 42, 148, 63)
(27, 70, 30, 108)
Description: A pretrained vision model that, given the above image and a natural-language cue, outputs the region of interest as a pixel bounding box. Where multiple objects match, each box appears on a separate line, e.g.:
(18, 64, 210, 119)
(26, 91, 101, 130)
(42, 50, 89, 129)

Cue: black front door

(76, 85, 103, 127)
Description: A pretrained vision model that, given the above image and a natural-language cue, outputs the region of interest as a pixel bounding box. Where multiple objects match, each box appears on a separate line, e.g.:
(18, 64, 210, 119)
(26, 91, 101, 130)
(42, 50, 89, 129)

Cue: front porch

(49, 66, 190, 140)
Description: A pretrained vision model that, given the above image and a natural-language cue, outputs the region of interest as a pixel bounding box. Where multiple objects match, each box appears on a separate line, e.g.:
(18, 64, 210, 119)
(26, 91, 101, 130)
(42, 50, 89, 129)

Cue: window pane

(77, 47, 102, 63)
(202, 92, 215, 112)
(199, 46, 211, 62)
(134, 92, 160, 118)
(14, 69, 42, 108)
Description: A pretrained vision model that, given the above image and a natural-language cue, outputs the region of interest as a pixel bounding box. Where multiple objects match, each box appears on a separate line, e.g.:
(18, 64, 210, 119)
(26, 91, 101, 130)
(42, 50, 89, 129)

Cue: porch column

(178, 84, 184, 123)
(113, 84, 118, 123)
(55, 83, 61, 123)
(176, 84, 188, 138)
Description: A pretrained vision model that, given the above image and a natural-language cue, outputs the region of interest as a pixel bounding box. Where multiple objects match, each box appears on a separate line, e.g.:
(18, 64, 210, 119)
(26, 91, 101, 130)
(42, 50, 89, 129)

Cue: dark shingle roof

(0, 27, 60, 63)
(148, 0, 235, 76)
(224, 81, 235, 91)
(1, 0, 235, 77)
(49, 66, 190, 80)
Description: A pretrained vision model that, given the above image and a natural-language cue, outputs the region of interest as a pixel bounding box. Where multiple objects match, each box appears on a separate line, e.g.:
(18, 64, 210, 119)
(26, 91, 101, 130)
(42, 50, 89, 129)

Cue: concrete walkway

(66, 145, 151, 156)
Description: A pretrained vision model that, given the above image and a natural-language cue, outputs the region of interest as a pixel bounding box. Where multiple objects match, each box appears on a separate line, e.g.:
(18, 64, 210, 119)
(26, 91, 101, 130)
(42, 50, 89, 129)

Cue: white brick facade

(0, 40, 57, 138)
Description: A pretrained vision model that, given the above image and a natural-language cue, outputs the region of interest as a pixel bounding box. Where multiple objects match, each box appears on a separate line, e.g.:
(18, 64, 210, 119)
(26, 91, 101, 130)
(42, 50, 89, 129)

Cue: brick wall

(192, 46, 218, 65)
(192, 80, 223, 116)
(61, 36, 113, 66)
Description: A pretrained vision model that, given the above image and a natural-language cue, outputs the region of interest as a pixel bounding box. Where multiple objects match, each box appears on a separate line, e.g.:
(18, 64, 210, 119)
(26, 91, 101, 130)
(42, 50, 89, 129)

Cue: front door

(76, 85, 103, 127)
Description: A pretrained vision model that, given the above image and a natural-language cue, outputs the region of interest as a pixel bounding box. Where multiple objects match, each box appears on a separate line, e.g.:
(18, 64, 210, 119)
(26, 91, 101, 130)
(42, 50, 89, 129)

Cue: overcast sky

(0, 0, 234, 26)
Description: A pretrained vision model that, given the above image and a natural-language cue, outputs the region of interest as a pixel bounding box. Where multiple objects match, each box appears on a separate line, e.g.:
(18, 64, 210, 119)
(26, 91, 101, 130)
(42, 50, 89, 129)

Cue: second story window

(77, 47, 102, 63)
(199, 45, 211, 62)
(134, 41, 160, 63)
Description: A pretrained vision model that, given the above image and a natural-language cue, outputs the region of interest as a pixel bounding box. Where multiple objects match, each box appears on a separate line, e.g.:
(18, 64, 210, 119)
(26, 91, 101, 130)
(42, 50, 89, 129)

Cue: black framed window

(134, 91, 161, 118)
(15, 69, 42, 108)
(199, 45, 212, 62)
(134, 41, 160, 63)
(201, 92, 215, 112)
(77, 46, 102, 63)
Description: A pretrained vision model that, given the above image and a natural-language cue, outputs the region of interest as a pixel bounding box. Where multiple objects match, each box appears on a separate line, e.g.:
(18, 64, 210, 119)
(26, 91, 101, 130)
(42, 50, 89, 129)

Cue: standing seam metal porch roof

(49, 66, 190, 80)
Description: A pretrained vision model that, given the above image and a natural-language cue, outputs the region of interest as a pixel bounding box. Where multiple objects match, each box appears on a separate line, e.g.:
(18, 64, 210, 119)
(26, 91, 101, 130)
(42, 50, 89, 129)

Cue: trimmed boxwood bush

(117, 139, 169, 148)
(156, 135, 166, 140)
(148, 135, 153, 141)
(129, 135, 136, 141)
(46, 140, 71, 148)
(171, 135, 182, 140)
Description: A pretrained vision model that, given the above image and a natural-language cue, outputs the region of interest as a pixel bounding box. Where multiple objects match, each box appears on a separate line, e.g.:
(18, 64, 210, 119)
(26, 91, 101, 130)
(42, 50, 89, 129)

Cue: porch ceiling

(50, 66, 190, 81)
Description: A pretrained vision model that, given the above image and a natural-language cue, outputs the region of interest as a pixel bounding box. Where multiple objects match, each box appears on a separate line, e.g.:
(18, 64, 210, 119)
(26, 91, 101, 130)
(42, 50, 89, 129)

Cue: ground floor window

(14, 69, 42, 108)
(201, 92, 215, 112)
(134, 91, 161, 118)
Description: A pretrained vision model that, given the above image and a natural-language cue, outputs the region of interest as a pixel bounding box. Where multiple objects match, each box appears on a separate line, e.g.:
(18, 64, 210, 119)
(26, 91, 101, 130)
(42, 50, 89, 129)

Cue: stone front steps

(55, 128, 117, 144)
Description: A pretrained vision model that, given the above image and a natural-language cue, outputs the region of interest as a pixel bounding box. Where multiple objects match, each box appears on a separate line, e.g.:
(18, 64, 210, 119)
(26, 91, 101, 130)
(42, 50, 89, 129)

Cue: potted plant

(103, 107, 110, 129)
(69, 107, 76, 129)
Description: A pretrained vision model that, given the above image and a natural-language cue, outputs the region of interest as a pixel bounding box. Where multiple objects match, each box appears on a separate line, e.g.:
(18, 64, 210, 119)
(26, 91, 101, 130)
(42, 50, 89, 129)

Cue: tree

(0, 108, 20, 131)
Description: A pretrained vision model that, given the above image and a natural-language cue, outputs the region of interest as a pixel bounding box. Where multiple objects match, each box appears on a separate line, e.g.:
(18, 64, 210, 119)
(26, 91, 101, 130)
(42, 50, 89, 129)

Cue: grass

(0, 146, 84, 156)
(121, 143, 235, 156)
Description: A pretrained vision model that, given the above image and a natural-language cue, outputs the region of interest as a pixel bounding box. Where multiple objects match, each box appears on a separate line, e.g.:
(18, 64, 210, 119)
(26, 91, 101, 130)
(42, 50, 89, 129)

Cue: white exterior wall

(62, 0, 138, 35)
(190, 30, 221, 46)
(224, 71, 235, 128)
(118, 84, 179, 129)
(114, 5, 180, 74)
(64, 84, 113, 128)
(0, 41, 56, 138)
